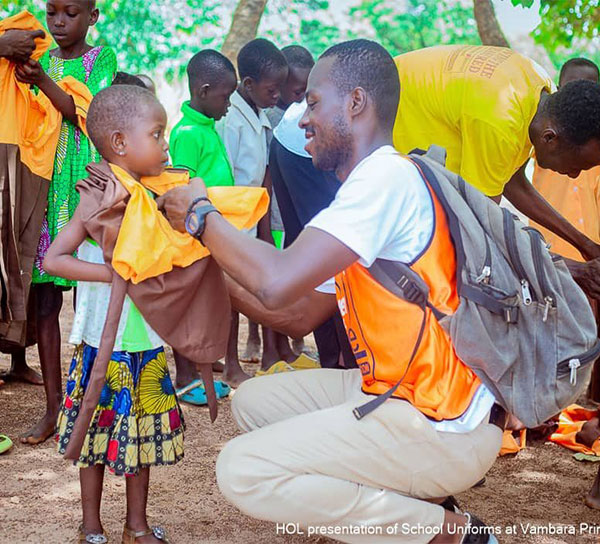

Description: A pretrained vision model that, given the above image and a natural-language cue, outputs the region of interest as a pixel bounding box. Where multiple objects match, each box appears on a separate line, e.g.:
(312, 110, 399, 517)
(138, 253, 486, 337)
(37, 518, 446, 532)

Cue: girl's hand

(15, 58, 46, 86)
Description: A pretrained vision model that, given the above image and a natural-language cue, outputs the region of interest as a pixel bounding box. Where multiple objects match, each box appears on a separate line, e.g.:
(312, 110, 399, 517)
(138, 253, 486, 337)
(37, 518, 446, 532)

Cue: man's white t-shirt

(308, 145, 495, 433)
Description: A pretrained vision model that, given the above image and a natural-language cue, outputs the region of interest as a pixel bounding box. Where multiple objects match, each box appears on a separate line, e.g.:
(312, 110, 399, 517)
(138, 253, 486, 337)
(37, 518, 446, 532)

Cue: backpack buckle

(504, 307, 518, 323)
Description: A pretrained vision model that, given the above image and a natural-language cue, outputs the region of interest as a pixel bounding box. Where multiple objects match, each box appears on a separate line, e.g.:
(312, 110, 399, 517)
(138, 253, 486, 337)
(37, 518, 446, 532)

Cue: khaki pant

(217, 369, 502, 543)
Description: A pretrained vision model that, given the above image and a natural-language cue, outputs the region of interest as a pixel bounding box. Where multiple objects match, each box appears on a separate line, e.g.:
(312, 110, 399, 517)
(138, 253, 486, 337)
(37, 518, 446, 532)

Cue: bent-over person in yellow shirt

(393, 45, 600, 266)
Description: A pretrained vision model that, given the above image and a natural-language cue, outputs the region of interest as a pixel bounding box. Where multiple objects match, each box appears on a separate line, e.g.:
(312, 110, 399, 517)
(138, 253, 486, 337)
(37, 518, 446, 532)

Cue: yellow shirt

(531, 164, 600, 262)
(393, 45, 553, 197)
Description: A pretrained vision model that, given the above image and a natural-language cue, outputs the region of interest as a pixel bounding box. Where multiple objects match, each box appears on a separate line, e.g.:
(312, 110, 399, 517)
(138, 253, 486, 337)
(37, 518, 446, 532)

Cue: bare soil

(1, 294, 599, 544)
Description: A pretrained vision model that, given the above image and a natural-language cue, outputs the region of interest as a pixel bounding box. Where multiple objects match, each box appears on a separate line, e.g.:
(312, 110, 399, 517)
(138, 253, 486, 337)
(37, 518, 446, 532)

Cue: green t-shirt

(169, 101, 235, 187)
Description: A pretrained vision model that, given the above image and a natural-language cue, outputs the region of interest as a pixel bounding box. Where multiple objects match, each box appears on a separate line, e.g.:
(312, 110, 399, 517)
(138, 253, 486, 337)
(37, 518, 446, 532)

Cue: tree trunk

(473, 0, 510, 48)
(221, 0, 269, 66)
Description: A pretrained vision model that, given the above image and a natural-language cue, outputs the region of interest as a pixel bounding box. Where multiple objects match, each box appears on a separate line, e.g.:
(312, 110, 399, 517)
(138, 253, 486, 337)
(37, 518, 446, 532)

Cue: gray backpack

(354, 146, 600, 428)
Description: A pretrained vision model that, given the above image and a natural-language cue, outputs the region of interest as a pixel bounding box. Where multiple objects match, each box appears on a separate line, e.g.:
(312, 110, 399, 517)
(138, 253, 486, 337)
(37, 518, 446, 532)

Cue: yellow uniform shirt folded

(110, 165, 269, 283)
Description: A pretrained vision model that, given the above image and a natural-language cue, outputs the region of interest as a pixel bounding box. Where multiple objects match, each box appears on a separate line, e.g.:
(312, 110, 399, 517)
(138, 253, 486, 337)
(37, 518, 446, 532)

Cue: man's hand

(566, 257, 600, 300)
(156, 177, 208, 232)
(15, 58, 46, 86)
(0, 29, 45, 64)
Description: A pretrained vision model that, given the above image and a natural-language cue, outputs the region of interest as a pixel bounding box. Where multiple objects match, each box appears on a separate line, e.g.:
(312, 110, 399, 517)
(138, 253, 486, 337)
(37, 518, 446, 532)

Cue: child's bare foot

(20, 411, 56, 445)
(0, 364, 43, 385)
(222, 357, 251, 387)
(585, 467, 600, 510)
(241, 338, 260, 363)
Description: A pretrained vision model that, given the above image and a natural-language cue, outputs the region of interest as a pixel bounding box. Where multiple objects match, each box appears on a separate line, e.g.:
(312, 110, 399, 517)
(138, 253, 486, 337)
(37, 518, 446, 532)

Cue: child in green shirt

(169, 50, 237, 405)
(170, 50, 237, 186)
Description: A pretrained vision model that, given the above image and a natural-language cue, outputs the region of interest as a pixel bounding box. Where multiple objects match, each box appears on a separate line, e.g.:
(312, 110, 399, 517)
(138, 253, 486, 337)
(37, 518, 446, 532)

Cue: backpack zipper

(557, 341, 600, 385)
(502, 208, 537, 305)
(526, 229, 555, 322)
(475, 237, 492, 284)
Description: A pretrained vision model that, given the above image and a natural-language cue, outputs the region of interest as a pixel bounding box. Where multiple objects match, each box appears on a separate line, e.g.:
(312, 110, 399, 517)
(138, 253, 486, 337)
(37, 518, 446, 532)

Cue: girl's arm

(15, 58, 77, 125)
(43, 207, 112, 283)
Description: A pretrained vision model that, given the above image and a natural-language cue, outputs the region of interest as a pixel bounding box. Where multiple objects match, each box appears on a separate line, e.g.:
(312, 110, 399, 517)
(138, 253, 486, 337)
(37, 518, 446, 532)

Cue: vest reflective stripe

(335, 177, 481, 421)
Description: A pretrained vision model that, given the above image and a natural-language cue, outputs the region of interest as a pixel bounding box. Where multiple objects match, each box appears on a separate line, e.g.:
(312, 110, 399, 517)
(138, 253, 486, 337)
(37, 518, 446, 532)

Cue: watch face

(185, 209, 200, 235)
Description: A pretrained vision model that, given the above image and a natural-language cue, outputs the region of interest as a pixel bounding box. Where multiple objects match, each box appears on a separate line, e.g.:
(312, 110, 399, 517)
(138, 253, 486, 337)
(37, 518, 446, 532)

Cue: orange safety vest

(335, 173, 482, 421)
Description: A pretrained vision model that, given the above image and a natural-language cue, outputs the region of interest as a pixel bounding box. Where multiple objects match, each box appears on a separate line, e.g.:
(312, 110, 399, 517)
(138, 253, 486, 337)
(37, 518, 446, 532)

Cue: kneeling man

(158, 39, 503, 544)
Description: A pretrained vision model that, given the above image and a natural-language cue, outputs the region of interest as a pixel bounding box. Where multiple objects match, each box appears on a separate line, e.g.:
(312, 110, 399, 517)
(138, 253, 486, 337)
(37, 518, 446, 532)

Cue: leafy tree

(350, 0, 480, 56)
(510, 0, 600, 54)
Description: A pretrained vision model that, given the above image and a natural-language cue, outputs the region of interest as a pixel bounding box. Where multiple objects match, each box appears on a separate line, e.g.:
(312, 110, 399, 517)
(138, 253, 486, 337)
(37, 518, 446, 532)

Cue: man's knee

(216, 435, 262, 515)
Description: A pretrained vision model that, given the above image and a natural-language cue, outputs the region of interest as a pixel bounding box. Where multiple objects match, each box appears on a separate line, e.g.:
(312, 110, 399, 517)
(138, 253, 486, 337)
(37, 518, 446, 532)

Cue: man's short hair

(187, 49, 236, 92)
(320, 39, 399, 128)
(87, 85, 160, 157)
(237, 38, 287, 81)
(546, 79, 600, 146)
(112, 71, 146, 88)
(282, 45, 314, 70)
(559, 57, 600, 83)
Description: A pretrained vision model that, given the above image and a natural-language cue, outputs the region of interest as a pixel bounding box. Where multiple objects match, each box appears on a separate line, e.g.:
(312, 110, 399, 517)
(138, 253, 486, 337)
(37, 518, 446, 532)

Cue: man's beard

(312, 114, 352, 173)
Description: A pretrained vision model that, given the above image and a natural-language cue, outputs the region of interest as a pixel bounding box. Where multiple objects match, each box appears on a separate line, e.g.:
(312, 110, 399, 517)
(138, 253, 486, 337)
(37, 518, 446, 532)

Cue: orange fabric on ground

(110, 165, 269, 284)
(499, 429, 527, 456)
(335, 168, 481, 421)
(531, 163, 600, 262)
(549, 404, 600, 456)
(0, 11, 92, 179)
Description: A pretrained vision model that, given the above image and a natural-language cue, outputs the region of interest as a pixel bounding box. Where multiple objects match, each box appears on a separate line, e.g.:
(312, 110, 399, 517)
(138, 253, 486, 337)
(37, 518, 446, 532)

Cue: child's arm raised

(15, 58, 77, 125)
(43, 207, 112, 283)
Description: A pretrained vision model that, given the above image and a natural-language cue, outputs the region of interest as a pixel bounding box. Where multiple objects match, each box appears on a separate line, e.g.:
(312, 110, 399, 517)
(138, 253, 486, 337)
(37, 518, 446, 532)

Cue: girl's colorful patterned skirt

(56, 343, 185, 476)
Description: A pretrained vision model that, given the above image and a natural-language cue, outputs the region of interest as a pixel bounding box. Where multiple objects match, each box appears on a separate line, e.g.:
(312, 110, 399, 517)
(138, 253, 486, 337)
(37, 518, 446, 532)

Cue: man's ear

(89, 8, 99, 26)
(541, 127, 559, 146)
(109, 130, 126, 157)
(349, 87, 367, 118)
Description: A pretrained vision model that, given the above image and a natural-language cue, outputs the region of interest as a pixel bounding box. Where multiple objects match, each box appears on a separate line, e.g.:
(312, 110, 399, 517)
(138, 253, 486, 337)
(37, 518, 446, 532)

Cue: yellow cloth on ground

(393, 45, 553, 197)
(0, 11, 92, 179)
(531, 163, 600, 261)
(110, 165, 269, 283)
(499, 429, 527, 456)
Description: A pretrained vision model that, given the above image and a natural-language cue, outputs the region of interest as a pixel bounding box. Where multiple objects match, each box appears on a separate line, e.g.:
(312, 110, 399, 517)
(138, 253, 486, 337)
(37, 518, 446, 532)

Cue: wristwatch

(185, 198, 220, 241)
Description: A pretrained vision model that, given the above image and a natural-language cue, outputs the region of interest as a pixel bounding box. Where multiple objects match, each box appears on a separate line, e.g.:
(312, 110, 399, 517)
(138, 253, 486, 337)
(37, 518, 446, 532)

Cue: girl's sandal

(78, 525, 108, 544)
(122, 526, 168, 544)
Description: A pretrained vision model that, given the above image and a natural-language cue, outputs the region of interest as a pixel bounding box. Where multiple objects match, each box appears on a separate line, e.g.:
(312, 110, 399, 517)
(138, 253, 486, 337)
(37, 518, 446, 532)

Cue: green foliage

(0, 0, 222, 79)
(510, 0, 600, 59)
(350, 0, 480, 56)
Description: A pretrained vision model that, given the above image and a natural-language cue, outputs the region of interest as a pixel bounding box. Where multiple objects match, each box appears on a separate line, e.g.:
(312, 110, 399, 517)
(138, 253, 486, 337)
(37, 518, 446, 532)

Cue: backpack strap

(353, 259, 441, 420)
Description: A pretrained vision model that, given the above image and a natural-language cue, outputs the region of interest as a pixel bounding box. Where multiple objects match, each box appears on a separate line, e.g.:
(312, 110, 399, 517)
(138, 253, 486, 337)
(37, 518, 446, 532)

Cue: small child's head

(279, 45, 314, 108)
(559, 58, 599, 88)
(87, 85, 169, 179)
(136, 74, 157, 95)
(188, 50, 237, 120)
(46, 0, 98, 50)
(112, 72, 146, 88)
(237, 38, 288, 110)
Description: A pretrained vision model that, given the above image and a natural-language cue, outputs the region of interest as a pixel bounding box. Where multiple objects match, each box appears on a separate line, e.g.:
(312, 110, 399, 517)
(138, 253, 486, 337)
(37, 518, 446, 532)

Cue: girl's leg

(125, 468, 162, 543)
(242, 318, 261, 362)
(223, 311, 250, 387)
(20, 283, 63, 444)
(80, 465, 105, 534)
(275, 332, 297, 363)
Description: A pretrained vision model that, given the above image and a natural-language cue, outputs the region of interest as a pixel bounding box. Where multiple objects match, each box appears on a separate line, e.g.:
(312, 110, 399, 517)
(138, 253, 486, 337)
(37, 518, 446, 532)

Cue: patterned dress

(32, 46, 117, 287)
(56, 241, 185, 476)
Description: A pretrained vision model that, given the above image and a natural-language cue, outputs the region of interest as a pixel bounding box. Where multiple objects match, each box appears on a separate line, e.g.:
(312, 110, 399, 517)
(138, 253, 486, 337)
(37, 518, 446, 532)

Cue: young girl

(14, 0, 116, 445)
(43, 86, 183, 544)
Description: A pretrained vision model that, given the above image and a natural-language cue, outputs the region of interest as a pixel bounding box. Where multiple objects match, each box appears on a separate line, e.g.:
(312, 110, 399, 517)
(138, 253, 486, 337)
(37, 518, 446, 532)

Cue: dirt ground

(1, 294, 600, 544)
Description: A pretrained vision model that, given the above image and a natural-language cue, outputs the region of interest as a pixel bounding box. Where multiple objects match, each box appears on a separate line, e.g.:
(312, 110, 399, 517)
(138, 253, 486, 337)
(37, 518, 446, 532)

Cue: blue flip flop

(177, 379, 231, 406)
